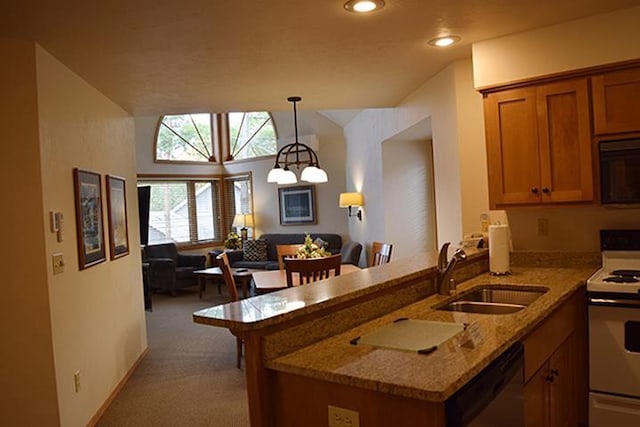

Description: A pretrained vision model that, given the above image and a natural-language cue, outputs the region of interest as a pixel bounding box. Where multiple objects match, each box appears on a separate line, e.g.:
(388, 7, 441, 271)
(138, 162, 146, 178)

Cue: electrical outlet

(74, 371, 80, 393)
(52, 253, 65, 275)
(328, 405, 360, 427)
(537, 218, 549, 236)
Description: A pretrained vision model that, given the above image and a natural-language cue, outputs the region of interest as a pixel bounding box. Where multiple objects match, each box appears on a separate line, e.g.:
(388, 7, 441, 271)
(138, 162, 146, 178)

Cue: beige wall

(472, 7, 640, 251)
(344, 59, 488, 261)
(382, 135, 437, 261)
(135, 111, 350, 242)
(473, 6, 640, 88)
(454, 63, 489, 235)
(0, 38, 60, 426)
(36, 45, 145, 426)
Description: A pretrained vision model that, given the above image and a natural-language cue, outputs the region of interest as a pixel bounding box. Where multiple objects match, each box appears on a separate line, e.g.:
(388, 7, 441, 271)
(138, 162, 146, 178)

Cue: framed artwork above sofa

(278, 185, 316, 225)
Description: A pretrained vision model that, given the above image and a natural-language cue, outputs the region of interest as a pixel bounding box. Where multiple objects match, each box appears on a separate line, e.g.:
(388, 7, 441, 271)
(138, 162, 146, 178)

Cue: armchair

(143, 243, 206, 296)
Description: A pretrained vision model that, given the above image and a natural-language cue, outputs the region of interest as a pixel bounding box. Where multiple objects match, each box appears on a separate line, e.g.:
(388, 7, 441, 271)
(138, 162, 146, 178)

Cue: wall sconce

(233, 213, 254, 241)
(267, 96, 328, 185)
(339, 192, 364, 221)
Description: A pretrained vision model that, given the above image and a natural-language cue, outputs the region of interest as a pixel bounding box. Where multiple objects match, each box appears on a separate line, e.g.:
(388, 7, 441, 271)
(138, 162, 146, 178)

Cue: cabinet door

(537, 79, 593, 203)
(592, 67, 640, 135)
(549, 333, 577, 427)
(524, 362, 550, 427)
(484, 87, 541, 207)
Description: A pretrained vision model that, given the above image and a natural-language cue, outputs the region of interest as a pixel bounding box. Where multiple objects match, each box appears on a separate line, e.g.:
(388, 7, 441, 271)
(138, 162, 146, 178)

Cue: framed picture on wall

(278, 185, 317, 225)
(106, 175, 130, 260)
(73, 168, 106, 269)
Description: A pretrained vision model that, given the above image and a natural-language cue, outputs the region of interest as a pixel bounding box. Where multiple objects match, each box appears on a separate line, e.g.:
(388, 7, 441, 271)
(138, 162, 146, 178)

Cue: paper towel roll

(489, 224, 510, 274)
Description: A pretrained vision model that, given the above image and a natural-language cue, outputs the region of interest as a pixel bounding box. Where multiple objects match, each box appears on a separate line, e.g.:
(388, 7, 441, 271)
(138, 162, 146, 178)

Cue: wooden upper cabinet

(484, 87, 540, 206)
(483, 78, 593, 208)
(592, 67, 640, 135)
(537, 79, 593, 203)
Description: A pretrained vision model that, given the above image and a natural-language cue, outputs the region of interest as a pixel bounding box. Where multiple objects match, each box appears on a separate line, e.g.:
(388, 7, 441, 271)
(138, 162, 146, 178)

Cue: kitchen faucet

(437, 242, 467, 295)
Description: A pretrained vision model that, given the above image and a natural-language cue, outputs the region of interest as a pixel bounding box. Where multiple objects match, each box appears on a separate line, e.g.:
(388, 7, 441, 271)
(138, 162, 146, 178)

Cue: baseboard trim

(87, 346, 149, 426)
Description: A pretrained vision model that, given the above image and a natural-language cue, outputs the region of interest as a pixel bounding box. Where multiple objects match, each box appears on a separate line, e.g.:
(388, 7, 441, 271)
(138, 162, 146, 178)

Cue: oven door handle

(589, 297, 640, 308)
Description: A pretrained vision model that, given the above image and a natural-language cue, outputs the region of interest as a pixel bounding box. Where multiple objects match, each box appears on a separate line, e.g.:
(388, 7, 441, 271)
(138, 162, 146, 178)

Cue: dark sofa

(143, 243, 206, 295)
(214, 233, 362, 270)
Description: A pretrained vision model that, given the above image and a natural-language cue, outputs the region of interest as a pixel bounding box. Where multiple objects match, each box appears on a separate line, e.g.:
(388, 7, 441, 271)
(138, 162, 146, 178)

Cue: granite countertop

(193, 250, 489, 330)
(267, 266, 596, 403)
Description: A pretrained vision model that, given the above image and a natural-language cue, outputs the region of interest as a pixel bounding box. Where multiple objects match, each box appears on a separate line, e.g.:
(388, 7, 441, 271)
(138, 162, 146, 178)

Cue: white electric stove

(587, 230, 640, 427)
(587, 250, 640, 294)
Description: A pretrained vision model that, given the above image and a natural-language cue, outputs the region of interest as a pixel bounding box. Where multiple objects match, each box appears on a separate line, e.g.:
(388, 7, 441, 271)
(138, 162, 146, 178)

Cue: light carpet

(97, 286, 250, 427)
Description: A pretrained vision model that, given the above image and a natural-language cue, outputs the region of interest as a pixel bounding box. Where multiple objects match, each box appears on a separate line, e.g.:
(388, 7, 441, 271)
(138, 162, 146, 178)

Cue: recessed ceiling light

(344, 0, 385, 13)
(428, 35, 461, 48)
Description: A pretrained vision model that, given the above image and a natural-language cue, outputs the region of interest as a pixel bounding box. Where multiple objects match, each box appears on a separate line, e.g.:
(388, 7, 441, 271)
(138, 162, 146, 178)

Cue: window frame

(154, 113, 278, 165)
(137, 172, 253, 249)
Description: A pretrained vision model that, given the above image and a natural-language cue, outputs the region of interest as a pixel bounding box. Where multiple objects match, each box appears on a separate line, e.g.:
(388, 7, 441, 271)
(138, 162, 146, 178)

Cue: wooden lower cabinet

(523, 289, 587, 427)
(524, 333, 577, 427)
(272, 371, 445, 427)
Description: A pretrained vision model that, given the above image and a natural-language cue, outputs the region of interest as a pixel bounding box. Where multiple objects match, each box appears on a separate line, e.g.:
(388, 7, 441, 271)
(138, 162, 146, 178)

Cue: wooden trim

(220, 113, 233, 162)
(153, 159, 220, 166)
(137, 172, 251, 180)
(210, 113, 220, 163)
(87, 347, 149, 426)
(224, 153, 277, 165)
(137, 173, 223, 179)
(478, 59, 640, 94)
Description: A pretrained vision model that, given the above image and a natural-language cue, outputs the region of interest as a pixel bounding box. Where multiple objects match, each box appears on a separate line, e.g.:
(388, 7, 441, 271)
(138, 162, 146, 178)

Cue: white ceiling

(2, 0, 639, 115)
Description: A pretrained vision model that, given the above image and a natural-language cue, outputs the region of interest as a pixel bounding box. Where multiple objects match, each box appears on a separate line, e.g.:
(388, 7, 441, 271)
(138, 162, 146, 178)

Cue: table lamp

(233, 213, 255, 241)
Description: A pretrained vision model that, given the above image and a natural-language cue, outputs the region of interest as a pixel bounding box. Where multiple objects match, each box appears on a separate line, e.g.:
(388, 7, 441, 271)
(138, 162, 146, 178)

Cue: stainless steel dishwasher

(445, 342, 524, 426)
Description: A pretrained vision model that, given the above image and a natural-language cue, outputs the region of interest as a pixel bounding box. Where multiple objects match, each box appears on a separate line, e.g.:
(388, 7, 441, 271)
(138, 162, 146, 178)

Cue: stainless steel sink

(434, 285, 548, 314)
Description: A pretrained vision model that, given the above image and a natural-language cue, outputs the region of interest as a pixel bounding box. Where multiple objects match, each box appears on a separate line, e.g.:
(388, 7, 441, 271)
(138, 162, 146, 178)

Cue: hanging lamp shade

(267, 96, 328, 185)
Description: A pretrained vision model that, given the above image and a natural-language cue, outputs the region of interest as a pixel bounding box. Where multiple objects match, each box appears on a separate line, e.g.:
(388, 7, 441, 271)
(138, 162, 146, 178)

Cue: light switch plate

(52, 253, 65, 274)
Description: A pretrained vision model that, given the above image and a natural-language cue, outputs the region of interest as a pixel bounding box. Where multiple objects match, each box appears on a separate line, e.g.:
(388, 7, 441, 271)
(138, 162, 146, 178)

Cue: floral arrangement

(296, 233, 331, 259)
(224, 232, 242, 249)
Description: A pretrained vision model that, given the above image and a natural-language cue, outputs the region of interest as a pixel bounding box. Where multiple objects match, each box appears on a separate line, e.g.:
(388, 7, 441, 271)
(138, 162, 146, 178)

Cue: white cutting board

(357, 319, 465, 353)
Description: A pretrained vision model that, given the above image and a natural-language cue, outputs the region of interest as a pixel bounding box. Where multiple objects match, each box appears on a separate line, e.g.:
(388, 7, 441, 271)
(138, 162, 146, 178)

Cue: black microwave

(599, 138, 640, 204)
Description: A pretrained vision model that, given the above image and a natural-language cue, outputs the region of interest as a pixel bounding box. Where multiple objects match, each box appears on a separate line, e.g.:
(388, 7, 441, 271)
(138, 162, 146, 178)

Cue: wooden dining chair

(216, 252, 243, 369)
(276, 244, 301, 270)
(284, 254, 342, 287)
(370, 241, 393, 266)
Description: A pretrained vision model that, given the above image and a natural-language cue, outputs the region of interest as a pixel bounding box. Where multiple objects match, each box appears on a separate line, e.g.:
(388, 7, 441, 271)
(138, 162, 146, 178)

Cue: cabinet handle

(542, 187, 550, 194)
(531, 187, 539, 194)
(551, 369, 559, 377)
(545, 374, 555, 383)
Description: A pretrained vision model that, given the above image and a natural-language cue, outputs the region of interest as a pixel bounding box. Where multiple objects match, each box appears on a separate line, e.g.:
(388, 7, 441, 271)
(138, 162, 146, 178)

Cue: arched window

(156, 114, 214, 162)
(228, 112, 278, 160)
(155, 112, 277, 163)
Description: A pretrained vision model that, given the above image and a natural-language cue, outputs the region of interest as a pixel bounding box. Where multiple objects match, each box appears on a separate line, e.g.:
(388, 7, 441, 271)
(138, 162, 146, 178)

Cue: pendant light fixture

(267, 96, 328, 185)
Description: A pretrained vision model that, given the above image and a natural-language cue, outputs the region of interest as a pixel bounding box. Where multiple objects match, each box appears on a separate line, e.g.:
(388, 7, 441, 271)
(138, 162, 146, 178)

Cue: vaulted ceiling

(2, 0, 638, 115)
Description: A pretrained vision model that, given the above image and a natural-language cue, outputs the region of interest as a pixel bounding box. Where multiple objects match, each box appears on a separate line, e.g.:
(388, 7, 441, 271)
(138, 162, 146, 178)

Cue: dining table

(194, 266, 261, 298)
(252, 263, 361, 294)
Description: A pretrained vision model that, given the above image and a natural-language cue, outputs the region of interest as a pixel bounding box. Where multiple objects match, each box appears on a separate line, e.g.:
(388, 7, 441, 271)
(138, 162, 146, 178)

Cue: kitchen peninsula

(193, 250, 597, 427)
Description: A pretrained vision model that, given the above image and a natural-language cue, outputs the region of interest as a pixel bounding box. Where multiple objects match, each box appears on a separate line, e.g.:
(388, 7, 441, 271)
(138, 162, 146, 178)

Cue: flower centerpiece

(296, 233, 331, 259)
(224, 232, 242, 249)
